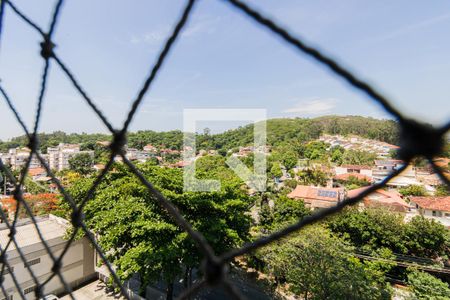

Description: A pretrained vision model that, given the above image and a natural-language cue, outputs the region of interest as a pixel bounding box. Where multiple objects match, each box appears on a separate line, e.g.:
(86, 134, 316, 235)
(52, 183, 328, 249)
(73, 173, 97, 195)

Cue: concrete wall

(1, 236, 95, 299)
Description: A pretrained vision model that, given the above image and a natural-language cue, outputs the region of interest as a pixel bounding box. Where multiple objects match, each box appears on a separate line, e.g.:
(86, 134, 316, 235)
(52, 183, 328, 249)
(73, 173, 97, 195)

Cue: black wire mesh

(0, 0, 449, 299)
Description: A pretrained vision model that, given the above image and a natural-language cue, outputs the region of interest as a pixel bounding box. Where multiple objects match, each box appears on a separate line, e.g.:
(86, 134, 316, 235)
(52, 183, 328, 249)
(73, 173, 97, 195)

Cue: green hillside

(0, 116, 399, 153)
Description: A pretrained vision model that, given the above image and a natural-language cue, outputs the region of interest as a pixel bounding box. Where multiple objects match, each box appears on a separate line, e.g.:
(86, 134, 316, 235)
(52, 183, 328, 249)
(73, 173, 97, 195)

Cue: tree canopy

(63, 161, 251, 298)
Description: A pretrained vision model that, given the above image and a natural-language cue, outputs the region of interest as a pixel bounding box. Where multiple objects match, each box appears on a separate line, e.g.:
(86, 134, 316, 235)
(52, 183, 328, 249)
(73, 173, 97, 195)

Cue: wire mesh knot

(110, 130, 127, 155)
(40, 35, 55, 59)
(7, 227, 16, 239)
(51, 260, 62, 274)
(202, 258, 228, 286)
(398, 119, 444, 161)
(70, 209, 85, 228)
(26, 133, 39, 152)
(13, 188, 23, 202)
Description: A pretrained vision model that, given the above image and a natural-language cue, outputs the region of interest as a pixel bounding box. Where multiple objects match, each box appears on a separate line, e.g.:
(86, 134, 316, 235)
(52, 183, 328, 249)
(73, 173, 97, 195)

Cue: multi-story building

(0, 148, 47, 171)
(0, 214, 96, 299)
(47, 144, 93, 171)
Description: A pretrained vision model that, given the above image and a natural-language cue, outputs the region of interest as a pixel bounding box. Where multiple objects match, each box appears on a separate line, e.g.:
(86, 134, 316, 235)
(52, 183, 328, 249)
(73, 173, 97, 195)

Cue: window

(432, 211, 436, 216)
(24, 286, 35, 295)
(24, 258, 40, 268)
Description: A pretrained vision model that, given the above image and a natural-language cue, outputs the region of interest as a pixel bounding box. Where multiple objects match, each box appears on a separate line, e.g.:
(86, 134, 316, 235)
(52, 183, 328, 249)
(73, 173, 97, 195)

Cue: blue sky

(0, 0, 450, 140)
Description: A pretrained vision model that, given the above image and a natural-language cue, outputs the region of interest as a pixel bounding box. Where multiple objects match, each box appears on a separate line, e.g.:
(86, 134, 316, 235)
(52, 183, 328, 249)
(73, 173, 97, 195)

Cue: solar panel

(318, 190, 337, 198)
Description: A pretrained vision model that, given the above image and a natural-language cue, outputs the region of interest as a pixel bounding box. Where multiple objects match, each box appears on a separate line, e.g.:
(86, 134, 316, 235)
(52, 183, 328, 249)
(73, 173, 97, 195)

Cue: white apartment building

(0, 148, 47, 171)
(0, 215, 96, 300)
(47, 144, 93, 171)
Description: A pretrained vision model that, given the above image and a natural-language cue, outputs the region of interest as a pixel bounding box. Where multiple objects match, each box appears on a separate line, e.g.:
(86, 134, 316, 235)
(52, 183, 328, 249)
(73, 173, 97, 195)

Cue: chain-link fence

(0, 0, 449, 299)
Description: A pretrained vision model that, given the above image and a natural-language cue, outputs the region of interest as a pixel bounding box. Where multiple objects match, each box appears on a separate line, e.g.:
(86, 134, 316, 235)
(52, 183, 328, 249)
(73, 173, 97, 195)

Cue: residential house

(27, 167, 47, 181)
(335, 164, 373, 177)
(287, 185, 346, 210)
(409, 196, 450, 227)
(334, 173, 373, 184)
(347, 187, 409, 212)
(143, 144, 157, 153)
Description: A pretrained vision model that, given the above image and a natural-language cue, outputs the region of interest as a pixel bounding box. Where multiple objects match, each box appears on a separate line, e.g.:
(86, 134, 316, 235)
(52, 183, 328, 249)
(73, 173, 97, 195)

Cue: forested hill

(0, 116, 399, 153)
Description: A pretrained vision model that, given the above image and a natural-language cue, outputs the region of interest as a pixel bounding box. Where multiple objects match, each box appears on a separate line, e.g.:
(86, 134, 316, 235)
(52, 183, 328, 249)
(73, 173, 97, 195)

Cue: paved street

(60, 281, 125, 300)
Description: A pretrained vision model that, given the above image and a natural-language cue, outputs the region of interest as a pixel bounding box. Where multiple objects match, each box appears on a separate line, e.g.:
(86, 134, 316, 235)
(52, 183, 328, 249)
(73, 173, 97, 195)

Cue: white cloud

(130, 15, 220, 45)
(366, 12, 450, 44)
(283, 98, 338, 115)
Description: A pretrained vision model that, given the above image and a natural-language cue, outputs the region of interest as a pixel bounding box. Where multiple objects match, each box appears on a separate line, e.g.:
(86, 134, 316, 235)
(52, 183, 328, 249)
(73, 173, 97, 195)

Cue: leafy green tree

(342, 149, 377, 166)
(399, 185, 427, 197)
(276, 150, 298, 170)
(331, 148, 344, 165)
(297, 168, 327, 186)
(257, 226, 392, 300)
(304, 141, 329, 161)
(64, 162, 251, 299)
(407, 269, 450, 300)
(68, 153, 93, 175)
(404, 216, 450, 258)
(335, 175, 371, 189)
(24, 177, 50, 194)
(259, 195, 310, 230)
(328, 208, 450, 258)
(327, 207, 407, 254)
(435, 184, 450, 196)
(269, 162, 283, 178)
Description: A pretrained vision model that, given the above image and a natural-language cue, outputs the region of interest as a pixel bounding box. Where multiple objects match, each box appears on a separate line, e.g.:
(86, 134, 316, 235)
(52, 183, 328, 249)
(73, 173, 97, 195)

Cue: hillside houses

(320, 134, 399, 158)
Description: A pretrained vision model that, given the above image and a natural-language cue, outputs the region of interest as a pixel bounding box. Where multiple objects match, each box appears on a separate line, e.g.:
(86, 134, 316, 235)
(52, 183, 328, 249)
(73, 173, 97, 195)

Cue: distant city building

(0, 148, 47, 170)
(47, 144, 93, 171)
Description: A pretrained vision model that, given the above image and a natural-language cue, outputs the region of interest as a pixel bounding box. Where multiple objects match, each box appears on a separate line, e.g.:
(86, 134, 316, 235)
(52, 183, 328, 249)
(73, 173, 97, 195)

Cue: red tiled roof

(28, 167, 46, 177)
(334, 173, 373, 182)
(287, 185, 344, 202)
(410, 196, 450, 212)
(348, 186, 408, 210)
(341, 164, 371, 170)
(347, 186, 402, 200)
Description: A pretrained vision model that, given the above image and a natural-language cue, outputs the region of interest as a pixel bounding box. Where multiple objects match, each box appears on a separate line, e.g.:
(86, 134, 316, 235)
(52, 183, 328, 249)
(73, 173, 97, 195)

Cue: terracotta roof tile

(410, 196, 450, 212)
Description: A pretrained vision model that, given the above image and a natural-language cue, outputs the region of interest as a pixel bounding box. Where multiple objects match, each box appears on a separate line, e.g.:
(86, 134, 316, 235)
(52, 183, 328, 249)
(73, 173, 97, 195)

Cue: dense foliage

(63, 160, 251, 298)
(327, 207, 450, 258)
(254, 226, 392, 300)
(407, 269, 450, 300)
(0, 116, 399, 153)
